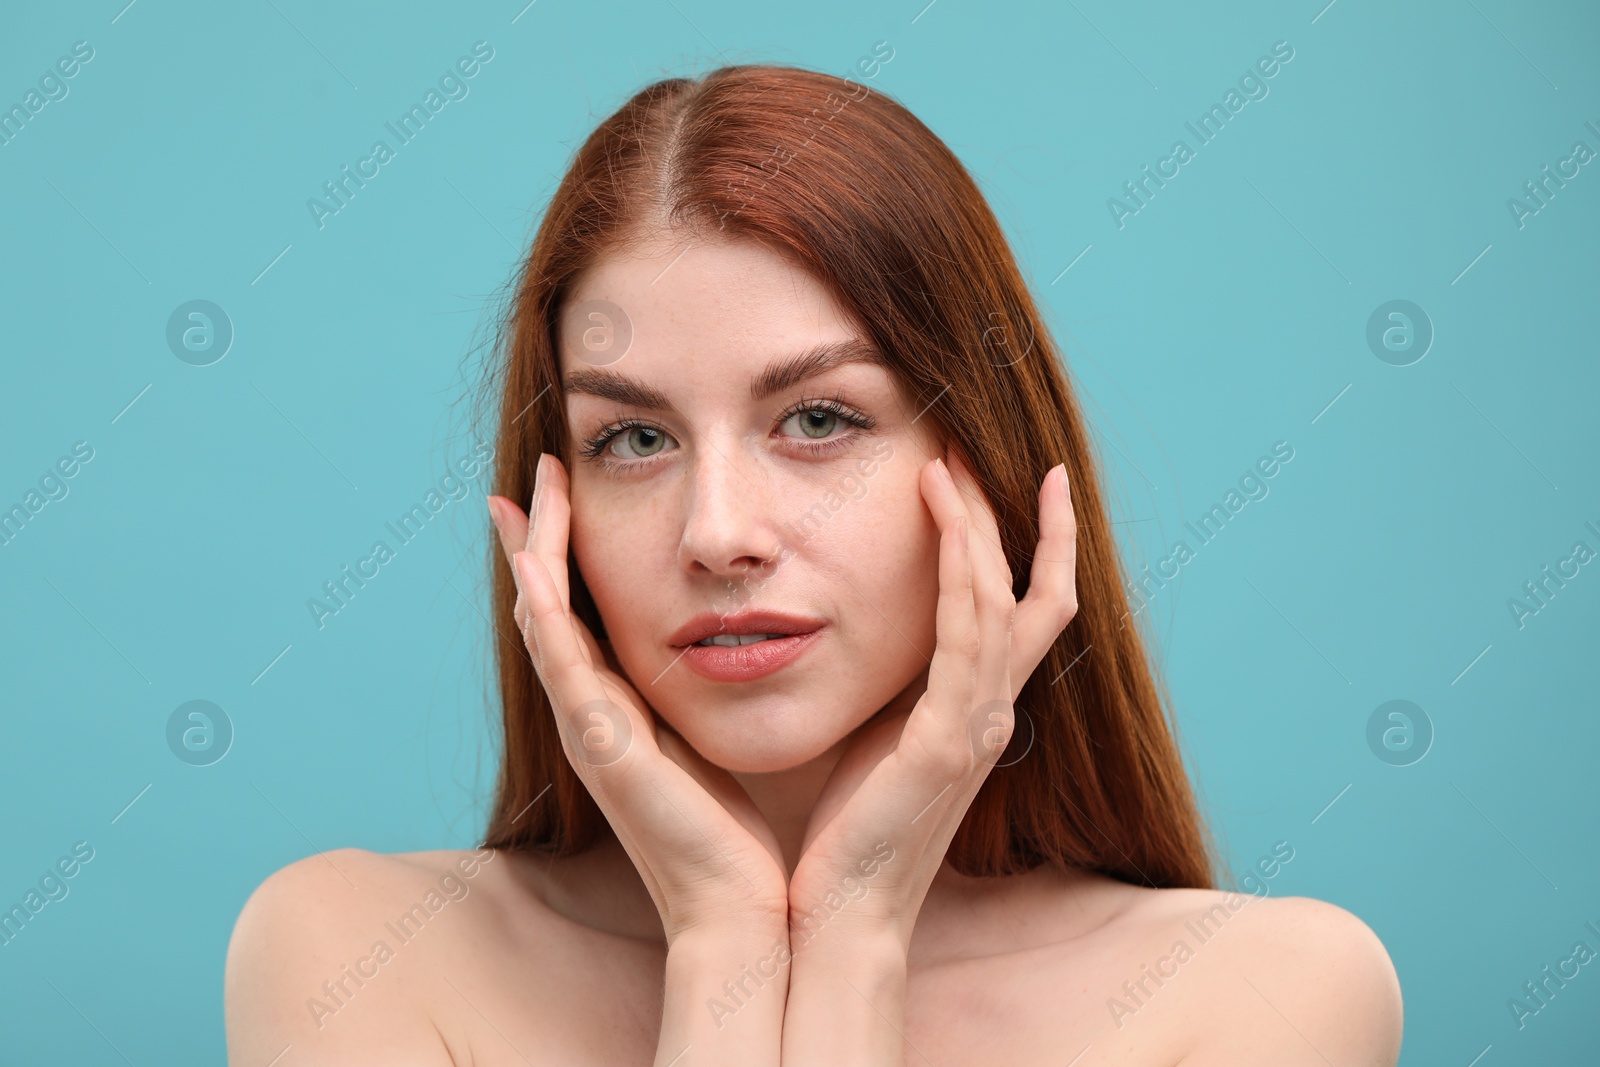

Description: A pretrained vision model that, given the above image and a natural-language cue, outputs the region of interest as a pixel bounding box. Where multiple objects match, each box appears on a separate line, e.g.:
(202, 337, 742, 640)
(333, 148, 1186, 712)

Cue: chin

(660, 698, 862, 776)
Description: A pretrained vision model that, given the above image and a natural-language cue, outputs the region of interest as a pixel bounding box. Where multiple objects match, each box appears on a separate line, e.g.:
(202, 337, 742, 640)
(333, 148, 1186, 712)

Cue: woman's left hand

(785, 448, 1079, 957)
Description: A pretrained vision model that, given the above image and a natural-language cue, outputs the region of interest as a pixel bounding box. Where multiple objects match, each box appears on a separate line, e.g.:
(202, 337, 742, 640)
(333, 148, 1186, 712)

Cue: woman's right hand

(487, 453, 791, 946)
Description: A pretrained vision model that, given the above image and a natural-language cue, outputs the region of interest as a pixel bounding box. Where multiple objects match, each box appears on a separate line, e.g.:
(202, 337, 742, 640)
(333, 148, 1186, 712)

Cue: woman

(225, 64, 1402, 1065)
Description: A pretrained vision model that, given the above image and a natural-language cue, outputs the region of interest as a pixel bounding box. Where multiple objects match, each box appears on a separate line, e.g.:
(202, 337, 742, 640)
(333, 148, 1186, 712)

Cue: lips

(668, 609, 826, 649)
(668, 609, 827, 683)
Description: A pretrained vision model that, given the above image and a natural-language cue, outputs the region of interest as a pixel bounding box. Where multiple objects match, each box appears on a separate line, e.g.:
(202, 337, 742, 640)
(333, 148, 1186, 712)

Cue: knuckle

(999, 595, 1018, 626)
(913, 728, 976, 783)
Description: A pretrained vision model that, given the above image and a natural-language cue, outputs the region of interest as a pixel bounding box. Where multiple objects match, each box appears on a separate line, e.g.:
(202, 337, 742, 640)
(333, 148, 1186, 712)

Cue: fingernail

(935, 457, 952, 484)
(487, 496, 501, 529)
(533, 454, 547, 517)
(1054, 463, 1069, 496)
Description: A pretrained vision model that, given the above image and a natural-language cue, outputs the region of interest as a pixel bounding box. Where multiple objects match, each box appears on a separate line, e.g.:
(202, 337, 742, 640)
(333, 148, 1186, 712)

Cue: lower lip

(677, 630, 823, 682)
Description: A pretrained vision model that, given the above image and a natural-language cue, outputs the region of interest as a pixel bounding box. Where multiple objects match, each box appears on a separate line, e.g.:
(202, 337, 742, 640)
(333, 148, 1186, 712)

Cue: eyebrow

(561, 338, 887, 413)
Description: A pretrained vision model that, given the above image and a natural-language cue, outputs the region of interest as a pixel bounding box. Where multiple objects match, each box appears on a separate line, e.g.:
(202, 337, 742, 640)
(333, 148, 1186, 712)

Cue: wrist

(791, 922, 907, 981)
(782, 929, 908, 1066)
(668, 913, 790, 953)
(659, 927, 790, 1067)
(789, 906, 911, 966)
(667, 929, 793, 1006)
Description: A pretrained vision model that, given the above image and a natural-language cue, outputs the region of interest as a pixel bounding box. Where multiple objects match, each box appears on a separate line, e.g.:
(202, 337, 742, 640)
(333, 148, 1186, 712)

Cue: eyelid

(774, 394, 874, 433)
(578, 416, 672, 462)
(581, 394, 874, 469)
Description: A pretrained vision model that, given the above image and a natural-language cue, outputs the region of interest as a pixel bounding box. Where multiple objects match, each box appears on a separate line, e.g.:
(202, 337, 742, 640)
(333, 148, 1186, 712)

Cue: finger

(527, 454, 573, 613)
(512, 549, 619, 766)
(489, 494, 532, 633)
(1012, 463, 1079, 698)
(493, 485, 602, 674)
(943, 451, 1015, 704)
(941, 451, 1013, 626)
(916, 459, 979, 740)
(488, 495, 529, 558)
(943, 448, 1012, 594)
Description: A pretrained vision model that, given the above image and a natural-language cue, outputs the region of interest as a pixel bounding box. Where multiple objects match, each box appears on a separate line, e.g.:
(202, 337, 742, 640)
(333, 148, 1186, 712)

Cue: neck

(727, 743, 848, 876)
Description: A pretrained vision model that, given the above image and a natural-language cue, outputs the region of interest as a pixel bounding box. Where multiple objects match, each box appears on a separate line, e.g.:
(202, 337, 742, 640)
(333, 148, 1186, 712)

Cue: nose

(677, 446, 784, 582)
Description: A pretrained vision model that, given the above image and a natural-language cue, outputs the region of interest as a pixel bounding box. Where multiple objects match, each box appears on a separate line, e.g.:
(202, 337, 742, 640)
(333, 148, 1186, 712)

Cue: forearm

(657, 925, 791, 1067)
(781, 930, 908, 1066)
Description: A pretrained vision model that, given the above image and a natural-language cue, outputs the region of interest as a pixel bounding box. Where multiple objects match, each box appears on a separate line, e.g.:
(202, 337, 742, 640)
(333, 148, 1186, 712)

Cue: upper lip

(669, 610, 827, 648)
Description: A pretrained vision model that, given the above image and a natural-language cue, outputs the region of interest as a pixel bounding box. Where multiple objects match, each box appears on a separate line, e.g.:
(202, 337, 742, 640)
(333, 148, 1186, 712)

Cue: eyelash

(578, 393, 877, 470)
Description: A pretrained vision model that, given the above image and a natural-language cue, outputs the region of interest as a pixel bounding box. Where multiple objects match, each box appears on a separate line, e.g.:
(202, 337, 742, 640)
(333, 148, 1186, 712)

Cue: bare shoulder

(1139, 889, 1403, 1066)
(224, 846, 509, 1065)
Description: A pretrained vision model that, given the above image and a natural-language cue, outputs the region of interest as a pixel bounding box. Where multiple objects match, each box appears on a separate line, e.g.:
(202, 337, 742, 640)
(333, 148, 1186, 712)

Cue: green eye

(793, 409, 838, 439)
(620, 426, 668, 457)
(776, 398, 874, 446)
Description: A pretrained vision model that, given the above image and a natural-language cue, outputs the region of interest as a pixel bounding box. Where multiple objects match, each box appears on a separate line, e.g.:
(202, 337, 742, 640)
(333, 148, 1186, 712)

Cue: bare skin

(225, 235, 1403, 1065)
(224, 842, 1400, 1065)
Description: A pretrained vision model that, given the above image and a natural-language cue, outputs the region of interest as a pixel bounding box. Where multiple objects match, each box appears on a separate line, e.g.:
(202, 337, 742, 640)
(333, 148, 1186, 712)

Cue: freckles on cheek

(570, 490, 675, 613)
(885, 500, 942, 624)
(815, 499, 940, 628)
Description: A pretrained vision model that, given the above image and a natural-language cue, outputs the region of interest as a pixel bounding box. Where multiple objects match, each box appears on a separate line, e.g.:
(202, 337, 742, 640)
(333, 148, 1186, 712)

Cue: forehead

(556, 237, 861, 376)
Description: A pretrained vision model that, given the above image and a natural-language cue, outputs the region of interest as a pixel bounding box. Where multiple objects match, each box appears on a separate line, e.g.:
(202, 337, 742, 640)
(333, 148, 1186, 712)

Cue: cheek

(824, 485, 942, 646)
(569, 499, 659, 644)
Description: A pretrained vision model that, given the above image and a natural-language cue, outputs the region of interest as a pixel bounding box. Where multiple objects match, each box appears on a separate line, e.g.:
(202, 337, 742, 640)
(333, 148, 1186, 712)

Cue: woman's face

(557, 235, 944, 774)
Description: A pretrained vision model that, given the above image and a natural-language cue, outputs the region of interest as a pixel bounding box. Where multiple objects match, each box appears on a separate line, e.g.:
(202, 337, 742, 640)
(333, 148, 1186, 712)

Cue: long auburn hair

(476, 62, 1216, 889)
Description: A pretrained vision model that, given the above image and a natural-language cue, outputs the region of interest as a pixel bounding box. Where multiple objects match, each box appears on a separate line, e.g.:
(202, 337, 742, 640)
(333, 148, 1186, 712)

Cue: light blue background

(2, 0, 1596, 1062)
